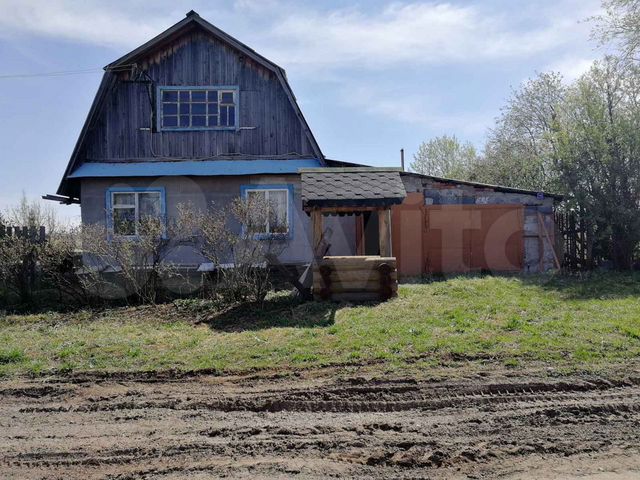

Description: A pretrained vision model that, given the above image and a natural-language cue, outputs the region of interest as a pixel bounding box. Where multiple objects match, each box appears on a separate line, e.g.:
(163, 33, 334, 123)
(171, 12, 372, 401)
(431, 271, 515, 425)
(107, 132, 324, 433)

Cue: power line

(0, 63, 140, 80)
(0, 68, 103, 80)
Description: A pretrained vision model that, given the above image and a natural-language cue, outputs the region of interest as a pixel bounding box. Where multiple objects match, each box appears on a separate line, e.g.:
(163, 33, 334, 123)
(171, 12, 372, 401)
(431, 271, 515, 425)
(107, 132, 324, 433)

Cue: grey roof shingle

(300, 168, 407, 208)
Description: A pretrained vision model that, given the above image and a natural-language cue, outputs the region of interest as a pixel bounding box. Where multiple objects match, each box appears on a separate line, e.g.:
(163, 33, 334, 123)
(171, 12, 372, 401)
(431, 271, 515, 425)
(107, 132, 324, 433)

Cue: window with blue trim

(159, 87, 237, 130)
(110, 191, 164, 237)
(244, 188, 290, 236)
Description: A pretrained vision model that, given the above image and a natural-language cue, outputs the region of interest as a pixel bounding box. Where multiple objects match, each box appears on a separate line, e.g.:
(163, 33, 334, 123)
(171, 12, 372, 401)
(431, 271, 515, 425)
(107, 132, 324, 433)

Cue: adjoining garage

(392, 172, 562, 278)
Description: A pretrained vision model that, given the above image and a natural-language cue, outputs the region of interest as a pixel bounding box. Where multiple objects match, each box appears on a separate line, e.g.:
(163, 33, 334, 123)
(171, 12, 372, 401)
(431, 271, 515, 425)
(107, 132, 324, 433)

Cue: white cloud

(263, 1, 601, 71)
(0, 0, 169, 48)
(0, 0, 601, 71)
(343, 83, 492, 138)
(545, 55, 596, 81)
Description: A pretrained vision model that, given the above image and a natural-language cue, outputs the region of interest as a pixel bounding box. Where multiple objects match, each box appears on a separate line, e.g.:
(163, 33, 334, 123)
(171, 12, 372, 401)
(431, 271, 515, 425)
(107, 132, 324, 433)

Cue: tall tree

(554, 57, 640, 268)
(592, 0, 640, 63)
(469, 72, 566, 191)
(410, 134, 477, 179)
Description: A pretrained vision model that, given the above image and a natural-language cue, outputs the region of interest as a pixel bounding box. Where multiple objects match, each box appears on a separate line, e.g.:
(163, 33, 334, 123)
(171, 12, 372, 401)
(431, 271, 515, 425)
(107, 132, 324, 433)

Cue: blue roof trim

(68, 159, 322, 178)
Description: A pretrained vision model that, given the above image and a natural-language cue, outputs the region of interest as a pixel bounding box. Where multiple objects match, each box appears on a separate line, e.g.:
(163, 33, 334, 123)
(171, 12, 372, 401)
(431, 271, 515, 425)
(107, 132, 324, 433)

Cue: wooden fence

(0, 225, 47, 243)
(554, 210, 591, 271)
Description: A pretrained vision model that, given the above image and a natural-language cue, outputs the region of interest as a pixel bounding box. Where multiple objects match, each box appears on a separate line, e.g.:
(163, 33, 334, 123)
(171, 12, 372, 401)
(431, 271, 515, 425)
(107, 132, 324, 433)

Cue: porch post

(312, 209, 324, 259)
(378, 208, 391, 257)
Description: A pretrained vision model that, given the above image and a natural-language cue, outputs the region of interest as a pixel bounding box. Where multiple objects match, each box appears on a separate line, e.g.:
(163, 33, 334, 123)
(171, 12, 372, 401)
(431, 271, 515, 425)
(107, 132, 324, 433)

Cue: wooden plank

(312, 210, 323, 259)
(537, 213, 545, 272)
(538, 212, 561, 270)
(378, 209, 391, 257)
(313, 280, 398, 292)
(355, 214, 365, 255)
(319, 292, 384, 302)
(319, 270, 397, 282)
(305, 206, 385, 214)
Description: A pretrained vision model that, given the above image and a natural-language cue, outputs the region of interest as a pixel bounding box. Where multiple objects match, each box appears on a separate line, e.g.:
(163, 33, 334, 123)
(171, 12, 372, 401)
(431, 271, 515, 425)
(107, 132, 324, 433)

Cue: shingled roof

(300, 168, 407, 209)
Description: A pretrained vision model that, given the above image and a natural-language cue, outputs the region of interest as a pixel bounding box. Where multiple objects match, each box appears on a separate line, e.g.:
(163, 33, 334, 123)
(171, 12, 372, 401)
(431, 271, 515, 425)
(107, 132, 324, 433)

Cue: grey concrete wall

(81, 174, 356, 267)
(401, 174, 559, 273)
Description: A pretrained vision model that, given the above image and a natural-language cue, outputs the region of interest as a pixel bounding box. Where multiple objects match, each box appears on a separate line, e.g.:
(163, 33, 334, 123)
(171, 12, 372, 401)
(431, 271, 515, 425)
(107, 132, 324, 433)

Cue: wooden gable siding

(83, 31, 314, 161)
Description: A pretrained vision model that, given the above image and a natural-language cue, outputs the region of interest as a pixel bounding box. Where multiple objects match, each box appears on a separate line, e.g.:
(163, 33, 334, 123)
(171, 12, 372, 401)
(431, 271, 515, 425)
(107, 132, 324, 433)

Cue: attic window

(158, 86, 238, 130)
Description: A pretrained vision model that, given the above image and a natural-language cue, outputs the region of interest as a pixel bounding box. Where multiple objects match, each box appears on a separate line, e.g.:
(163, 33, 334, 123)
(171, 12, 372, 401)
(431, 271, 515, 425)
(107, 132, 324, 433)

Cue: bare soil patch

(1, 365, 639, 479)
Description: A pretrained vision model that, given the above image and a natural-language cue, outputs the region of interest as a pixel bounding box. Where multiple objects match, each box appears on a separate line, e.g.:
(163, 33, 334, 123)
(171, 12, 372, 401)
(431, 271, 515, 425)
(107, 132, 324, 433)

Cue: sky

(0, 0, 604, 223)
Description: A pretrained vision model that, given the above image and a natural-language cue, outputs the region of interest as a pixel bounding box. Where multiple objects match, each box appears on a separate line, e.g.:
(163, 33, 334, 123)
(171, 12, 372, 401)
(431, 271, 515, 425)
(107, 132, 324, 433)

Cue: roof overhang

(68, 159, 322, 179)
(400, 171, 564, 201)
(300, 167, 407, 211)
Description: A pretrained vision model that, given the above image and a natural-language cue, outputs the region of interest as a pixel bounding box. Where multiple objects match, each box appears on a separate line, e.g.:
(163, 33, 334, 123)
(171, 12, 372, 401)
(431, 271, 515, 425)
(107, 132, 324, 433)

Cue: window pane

(268, 191, 288, 233)
(228, 106, 236, 126)
(163, 116, 178, 127)
(139, 192, 161, 218)
(113, 193, 135, 206)
(113, 208, 136, 236)
(191, 103, 206, 115)
(247, 191, 267, 234)
(221, 91, 234, 104)
(162, 91, 177, 102)
(161, 88, 237, 130)
(192, 91, 206, 102)
(163, 103, 177, 115)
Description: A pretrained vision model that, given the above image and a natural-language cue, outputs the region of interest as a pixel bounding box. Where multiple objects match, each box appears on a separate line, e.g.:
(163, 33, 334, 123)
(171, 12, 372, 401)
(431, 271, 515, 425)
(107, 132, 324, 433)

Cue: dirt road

(1, 366, 639, 479)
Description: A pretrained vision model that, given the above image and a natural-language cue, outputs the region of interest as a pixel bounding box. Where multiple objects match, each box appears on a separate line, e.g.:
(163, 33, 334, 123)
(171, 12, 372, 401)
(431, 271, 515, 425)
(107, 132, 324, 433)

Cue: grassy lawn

(1, 273, 640, 377)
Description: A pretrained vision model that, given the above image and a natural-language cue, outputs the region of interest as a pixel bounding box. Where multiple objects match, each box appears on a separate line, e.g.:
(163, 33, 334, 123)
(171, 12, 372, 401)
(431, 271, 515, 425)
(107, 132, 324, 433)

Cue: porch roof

(300, 167, 407, 210)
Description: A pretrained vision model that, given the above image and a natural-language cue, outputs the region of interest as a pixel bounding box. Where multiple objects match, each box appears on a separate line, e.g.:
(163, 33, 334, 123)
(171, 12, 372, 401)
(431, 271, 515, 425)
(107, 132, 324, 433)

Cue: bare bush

(180, 195, 288, 306)
(0, 234, 40, 304)
(78, 217, 183, 305)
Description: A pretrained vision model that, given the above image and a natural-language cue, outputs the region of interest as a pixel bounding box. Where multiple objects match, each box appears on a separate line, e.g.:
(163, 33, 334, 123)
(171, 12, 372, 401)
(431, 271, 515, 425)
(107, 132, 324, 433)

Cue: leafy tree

(469, 72, 566, 191)
(410, 135, 477, 179)
(554, 57, 640, 269)
(592, 0, 640, 63)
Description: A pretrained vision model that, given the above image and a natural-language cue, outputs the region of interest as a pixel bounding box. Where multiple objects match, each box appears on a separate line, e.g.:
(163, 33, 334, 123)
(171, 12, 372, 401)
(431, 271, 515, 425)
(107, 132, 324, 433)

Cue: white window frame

(245, 188, 290, 237)
(109, 190, 164, 239)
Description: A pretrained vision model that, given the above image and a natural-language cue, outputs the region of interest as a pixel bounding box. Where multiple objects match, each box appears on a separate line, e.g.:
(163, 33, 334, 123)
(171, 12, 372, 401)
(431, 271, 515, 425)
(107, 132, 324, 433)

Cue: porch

(300, 168, 406, 302)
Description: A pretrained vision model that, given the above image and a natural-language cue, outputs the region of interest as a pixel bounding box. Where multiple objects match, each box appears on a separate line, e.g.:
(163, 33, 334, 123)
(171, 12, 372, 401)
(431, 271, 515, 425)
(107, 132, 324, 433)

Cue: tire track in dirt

(1, 370, 639, 479)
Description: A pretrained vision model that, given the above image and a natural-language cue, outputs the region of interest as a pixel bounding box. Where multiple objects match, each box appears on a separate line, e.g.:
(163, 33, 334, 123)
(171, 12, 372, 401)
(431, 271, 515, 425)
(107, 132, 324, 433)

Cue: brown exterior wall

(394, 175, 559, 277)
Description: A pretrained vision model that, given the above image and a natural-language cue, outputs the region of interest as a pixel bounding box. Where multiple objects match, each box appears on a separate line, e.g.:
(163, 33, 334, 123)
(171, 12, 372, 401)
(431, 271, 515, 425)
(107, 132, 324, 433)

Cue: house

(47, 11, 561, 280)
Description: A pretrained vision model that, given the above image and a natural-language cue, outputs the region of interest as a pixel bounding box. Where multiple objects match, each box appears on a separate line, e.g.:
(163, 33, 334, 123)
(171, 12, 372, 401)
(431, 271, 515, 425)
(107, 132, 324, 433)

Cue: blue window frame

(105, 187, 167, 239)
(240, 184, 294, 239)
(157, 86, 239, 131)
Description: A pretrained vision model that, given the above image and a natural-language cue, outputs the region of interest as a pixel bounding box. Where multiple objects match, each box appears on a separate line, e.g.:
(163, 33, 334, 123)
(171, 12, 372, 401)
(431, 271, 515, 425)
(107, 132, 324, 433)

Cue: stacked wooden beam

(313, 256, 398, 302)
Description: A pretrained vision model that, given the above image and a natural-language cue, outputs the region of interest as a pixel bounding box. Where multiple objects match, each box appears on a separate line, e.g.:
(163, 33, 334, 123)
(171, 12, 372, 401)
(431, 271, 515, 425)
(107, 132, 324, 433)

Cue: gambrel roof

(56, 10, 324, 200)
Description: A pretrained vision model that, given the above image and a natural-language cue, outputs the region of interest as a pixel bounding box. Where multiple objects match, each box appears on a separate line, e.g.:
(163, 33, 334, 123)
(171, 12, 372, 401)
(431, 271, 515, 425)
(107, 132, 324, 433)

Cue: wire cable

(0, 64, 138, 80)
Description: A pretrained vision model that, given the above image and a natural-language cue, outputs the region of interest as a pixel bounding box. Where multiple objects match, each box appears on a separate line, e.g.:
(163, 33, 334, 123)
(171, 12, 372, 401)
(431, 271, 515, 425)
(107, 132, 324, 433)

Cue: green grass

(1, 272, 640, 377)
